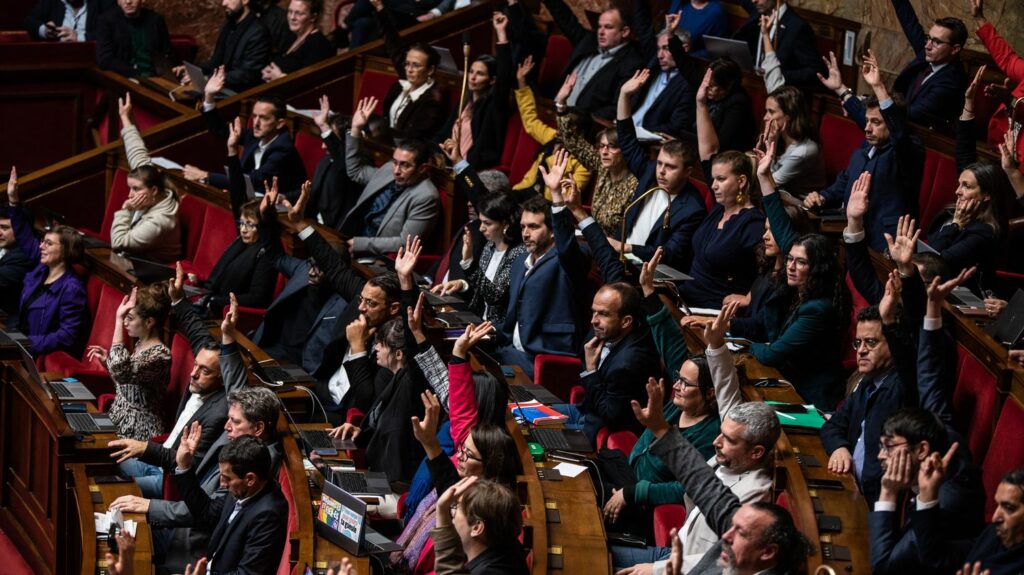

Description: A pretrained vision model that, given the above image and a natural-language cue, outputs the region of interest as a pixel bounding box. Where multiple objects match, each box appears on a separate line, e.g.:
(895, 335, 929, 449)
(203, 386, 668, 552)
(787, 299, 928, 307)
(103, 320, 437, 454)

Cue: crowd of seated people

(12, 0, 1024, 573)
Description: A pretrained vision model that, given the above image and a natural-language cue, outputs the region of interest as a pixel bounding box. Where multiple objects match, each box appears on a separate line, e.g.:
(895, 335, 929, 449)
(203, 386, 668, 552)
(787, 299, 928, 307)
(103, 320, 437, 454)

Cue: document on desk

(94, 508, 138, 537)
(553, 462, 587, 478)
(151, 156, 184, 171)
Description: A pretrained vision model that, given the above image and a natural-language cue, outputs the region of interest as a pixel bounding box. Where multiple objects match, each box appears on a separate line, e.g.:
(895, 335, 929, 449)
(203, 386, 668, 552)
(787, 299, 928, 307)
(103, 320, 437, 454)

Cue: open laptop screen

(316, 481, 365, 554)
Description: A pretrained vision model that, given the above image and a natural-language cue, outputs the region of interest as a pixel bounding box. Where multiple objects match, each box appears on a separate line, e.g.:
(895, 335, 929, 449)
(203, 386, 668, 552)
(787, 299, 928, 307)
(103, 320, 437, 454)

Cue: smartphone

(771, 403, 807, 414)
(806, 478, 845, 491)
(94, 475, 133, 484)
(501, 366, 516, 379)
(817, 514, 843, 533)
(312, 447, 338, 457)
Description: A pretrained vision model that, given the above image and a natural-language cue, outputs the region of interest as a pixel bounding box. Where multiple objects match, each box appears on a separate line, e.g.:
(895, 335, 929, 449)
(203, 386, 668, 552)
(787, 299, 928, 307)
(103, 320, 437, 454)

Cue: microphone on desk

(618, 186, 666, 274)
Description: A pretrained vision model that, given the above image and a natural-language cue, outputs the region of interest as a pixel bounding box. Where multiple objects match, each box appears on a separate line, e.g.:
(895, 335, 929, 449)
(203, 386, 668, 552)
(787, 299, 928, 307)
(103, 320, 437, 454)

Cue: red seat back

(538, 35, 572, 96)
(981, 396, 1024, 518)
(918, 150, 958, 235)
(178, 195, 207, 261)
(190, 205, 238, 279)
(100, 170, 131, 243)
(604, 430, 638, 456)
(690, 177, 714, 212)
(166, 333, 194, 426)
(652, 504, 687, 547)
(498, 113, 524, 177)
(277, 464, 297, 575)
(89, 283, 125, 353)
(818, 114, 863, 184)
(357, 70, 397, 115)
(294, 130, 326, 183)
(953, 347, 999, 465)
(533, 354, 582, 404)
(842, 272, 869, 370)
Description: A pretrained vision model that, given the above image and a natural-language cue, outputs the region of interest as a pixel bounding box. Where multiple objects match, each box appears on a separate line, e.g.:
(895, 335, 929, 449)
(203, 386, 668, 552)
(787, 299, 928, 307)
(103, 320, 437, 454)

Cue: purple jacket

(9, 206, 87, 356)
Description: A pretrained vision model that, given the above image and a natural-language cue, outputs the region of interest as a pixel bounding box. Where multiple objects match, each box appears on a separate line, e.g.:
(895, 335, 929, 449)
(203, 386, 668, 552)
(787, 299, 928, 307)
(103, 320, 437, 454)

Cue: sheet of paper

(287, 104, 321, 120)
(685, 307, 721, 316)
(553, 462, 587, 478)
(151, 156, 184, 170)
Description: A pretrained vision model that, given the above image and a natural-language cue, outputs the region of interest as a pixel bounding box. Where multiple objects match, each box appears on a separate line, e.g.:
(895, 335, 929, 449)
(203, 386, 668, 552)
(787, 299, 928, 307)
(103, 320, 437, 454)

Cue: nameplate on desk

(548, 546, 564, 569)
(544, 501, 560, 523)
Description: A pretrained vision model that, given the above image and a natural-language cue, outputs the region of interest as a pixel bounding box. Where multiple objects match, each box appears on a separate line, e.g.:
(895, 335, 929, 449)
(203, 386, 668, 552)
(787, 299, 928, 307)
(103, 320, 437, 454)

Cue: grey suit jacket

(342, 133, 440, 256)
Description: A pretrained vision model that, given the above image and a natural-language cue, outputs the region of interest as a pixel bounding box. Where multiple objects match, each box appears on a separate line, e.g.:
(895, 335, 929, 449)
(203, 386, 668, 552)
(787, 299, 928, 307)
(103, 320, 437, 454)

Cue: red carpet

(0, 530, 33, 575)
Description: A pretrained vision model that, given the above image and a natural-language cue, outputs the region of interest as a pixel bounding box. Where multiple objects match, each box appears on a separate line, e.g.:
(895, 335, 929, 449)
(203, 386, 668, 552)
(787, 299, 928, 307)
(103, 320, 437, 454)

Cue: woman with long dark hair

(758, 86, 826, 200)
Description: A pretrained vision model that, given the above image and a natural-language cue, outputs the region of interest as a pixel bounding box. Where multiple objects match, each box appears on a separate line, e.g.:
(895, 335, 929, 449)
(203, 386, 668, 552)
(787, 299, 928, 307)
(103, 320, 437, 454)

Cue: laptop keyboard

(530, 428, 571, 451)
(301, 430, 336, 450)
(51, 382, 70, 398)
(333, 471, 368, 493)
(261, 366, 296, 383)
(508, 385, 536, 404)
(66, 412, 99, 432)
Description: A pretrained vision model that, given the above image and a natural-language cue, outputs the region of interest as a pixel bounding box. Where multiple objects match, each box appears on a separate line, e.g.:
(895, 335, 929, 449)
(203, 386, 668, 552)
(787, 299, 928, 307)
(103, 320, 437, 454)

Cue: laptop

(127, 257, 176, 283)
(703, 35, 756, 71)
(421, 288, 464, 307)
(948, 286, 986, 312)
(473, 348, 564, 405)
(241, 345, 316, 386)
(434, 310, 484, 329)
(182, 61, 208, 92)
(987, 289, 1024, 346)
(63, 410, 117, 434)
(654, 264, 693, 282)
(46, 378, 96, 401)
(433, 46, 460, 73)
(916, 239, 940, 255)
(315, 480, 403, 555)
(528, 427, 593, 453)
(308, 455, 389, 495)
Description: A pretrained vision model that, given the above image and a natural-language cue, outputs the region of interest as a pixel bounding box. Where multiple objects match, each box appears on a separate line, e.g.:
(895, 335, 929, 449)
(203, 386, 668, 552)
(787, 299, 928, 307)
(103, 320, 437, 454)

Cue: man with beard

(615, 381, 810, 575)
(173, 0, 270, 92)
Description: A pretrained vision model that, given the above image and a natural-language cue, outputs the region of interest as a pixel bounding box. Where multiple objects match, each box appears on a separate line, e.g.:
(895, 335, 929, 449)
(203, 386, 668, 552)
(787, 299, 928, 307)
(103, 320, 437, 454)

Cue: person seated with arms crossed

(432, 476, 530, 575)
(96, 0, 174, 78)
(108, 386, 281, 573)
(914, 466, 1024, 575)
(25, 0, 112, 42)
(491, 150, 591, 377)
(626, 7, 697, 141)
(603, 297, 743, 541)
(171, 0, 270, 92)
(882, 0, 968, 130)
(0, 200, 35, 317)
(556, 74, 637, 235)
(185, 71, 307, 198)
(107, 284, 247, 498)
(732, 0, 823, 87)
(260, 0, 334, 82)
(510, 56, 591, 202)
(109, 163, 181, 263)
(341, 96, 441, 258)
(543, 0, 645, 122)
(807, 51, 925, 251)
(617, 379, 807, 575)
(5, 167, 87, 357)
(173, 429, 288, 575)
(86, 285, 170, 442)
(725, 143, 847, 409)
(388, 322, 522, 575)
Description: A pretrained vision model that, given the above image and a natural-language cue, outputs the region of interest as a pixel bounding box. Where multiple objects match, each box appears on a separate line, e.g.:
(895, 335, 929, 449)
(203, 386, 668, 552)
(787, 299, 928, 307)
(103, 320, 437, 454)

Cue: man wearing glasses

(887, 0, 969, 129)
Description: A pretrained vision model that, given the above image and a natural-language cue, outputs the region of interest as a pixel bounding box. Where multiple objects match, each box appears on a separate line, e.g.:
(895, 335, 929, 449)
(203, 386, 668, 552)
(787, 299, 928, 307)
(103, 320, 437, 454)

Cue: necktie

(909, 66, 932, 100)
(228, 500, 244, 524)
(362, 182, 401, 237)
(852, 378, 878, 478)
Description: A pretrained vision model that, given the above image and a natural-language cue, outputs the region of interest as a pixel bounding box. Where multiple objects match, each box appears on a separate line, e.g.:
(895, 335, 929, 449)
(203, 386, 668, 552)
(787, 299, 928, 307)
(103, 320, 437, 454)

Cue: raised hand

(630, 378, 670, 437)
(395, 234, 422, 286)
(817, 51, 844, 93)
(964, 65, 986, 102)
(315, 95, 333, 132)
(6, 165, 19, 205)
(461, 225, 473, 263)
(638, 246, 664, 297)
(555, 72, 577, 106)
(452, 321, 494, 359)
(539, 148, 570, 195)
(118, 93, 134, 128)
(696, 68, 713, 105)
(620, 69, 651, 97)
(846, 171, 871, 223)
(227, 116, 243, 154)
(703, 301, 738, 350)
(754, 140, 776, 180)
(221, 292, 238, 342)
(918, 442, 958, 503)
(861, 50, 882, 88)
(971, 0, 984, 20)
(175, 421, 202, 471)
(665, 527, 684, 575)
(351, 97, 378, 135)
(168, 261, 185, 302)
(407, 292, 427, 344)
(665, 11, 680, 35)
(883, 215, 920, 276)
(204, 66, 226, 102)
(410, 390, 442, 453)
(516, 55, 535, 89)
(927, 266, 976, 303)
(492, 11, 509, 42)
(879, 269, 902, 326)
(999, 128, 1019, 172)
(184, 557, 209, 575)
(104, 529, 135, 575)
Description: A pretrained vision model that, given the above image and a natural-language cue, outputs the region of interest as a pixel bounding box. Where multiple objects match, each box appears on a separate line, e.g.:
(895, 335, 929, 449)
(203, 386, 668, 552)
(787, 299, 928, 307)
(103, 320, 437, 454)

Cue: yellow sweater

(512, 87, 591, 198)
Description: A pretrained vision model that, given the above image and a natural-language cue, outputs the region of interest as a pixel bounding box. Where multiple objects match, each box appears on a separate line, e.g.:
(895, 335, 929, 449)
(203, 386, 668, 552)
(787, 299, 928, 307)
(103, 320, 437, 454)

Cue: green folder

(765, 401, 826, 430)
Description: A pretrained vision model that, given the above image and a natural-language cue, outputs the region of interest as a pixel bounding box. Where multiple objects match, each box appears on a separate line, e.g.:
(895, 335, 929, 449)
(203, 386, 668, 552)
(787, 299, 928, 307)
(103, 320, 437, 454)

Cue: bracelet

(551, 201, 566, 207)
(838, 88, 853, 101)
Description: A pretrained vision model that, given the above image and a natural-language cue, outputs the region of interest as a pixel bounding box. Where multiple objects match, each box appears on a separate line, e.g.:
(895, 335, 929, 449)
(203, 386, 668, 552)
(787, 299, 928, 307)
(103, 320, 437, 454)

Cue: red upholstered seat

(294, 129, 326, 183)
(818, 114, 863, 183)
(494, 114, 522, 177)
(82, 169, 130, 242)
(690, 177, 713, 212)
(166, 333, 194, 425)
(508, 123, 542, 186)
(277, 464, 298, 575)
(43, 277, 123, 396)
(653, 504, 687, 547)
(917, 150, 958, 235)
(532, 354, 582, 404)
(981, 396, 1024, 518)
(538, 35, 572, 96)
(604, 430, 638, 456)
(169, 34, 198, 64)
(357, 70, 397, 115)
(178, 195, 207, 262)
(180, 204, 236, 281)
(843, 272, 869, 370)
(953, 347, 998, 465)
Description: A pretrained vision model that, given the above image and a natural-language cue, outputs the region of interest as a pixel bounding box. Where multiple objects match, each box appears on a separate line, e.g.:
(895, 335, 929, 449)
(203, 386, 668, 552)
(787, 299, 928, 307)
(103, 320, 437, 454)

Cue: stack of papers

(94, 508, 138, 538)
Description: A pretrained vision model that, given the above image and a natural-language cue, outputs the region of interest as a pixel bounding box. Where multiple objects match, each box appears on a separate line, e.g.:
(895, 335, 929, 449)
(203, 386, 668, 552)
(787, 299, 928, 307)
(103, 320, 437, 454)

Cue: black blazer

(377, 9, 449, 140)
(628, 0, 694, 137)
(273, 30, 335, 74)
(543, 0, 645, 121)
(95, 7, 173, 77)
(205, 238, 278, 310)
(24, 0, 113, 40)
(206, 109, 307, 197)
(0, 247, 33, 317)
(459, 42, 515, 170)
(733, 2, 824, 87)
(305, 132, 361, 230)
(202, 13, 271, 92)
(176, 468, 289, 575)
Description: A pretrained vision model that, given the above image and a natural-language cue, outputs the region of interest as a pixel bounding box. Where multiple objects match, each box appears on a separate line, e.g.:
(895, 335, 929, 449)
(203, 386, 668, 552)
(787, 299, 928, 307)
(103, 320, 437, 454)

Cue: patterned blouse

(107, 342, 170, 441)
(465, 242, 527, 326)
(558, 112, 638, 236)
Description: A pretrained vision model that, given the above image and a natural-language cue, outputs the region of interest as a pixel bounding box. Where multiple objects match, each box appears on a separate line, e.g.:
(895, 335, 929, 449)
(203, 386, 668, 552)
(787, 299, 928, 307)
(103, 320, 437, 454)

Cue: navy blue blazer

(24, 0, 114, 40)
(204, 107, 307, 197)
(616, 119, 707, 271)
(888, 0, 967, 130)
(913, 513, 1024, 575)
(498, 208, 590, 358)
(628, 0, 695, 138)
(820, 97, 925, 252)
(733, 2, 824, 87)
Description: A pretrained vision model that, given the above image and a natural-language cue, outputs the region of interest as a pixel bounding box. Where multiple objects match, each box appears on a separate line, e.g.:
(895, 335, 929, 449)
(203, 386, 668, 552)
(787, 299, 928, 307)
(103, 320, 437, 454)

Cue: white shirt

(389, 79, 436, 128)
(327, 349, 366, 405)
(40, 0, 87, 41)
(625, 189, 671, 247)
(253, 133, 280, 170)
(163, 393, 205, 448)
(755, 3, 787, 69)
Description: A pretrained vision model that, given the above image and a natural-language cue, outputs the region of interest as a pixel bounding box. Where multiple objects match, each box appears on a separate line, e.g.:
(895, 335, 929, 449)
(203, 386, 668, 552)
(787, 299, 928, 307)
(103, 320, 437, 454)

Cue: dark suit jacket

(733, 2, 824, 87)
(821, 97, 924, 252)
(377, 8, 449, 140)
(498, 209, 590, 358)
(95, 7, 173, 77)
(629, 0, 695, 137)
(175, 468, 288, 575)
(543, 0, 645, 121)
(889, 0, 967, 130)
(303, 132, 360, 230)
(616, 118, 707, 270)
(201, 13, 271, 92)
(24, 0, 113, 40)
(206, 108, 307, 197)
(425, 164, 488, 285)
(462, 42, 515, 169)
(0, 247, 32, 317)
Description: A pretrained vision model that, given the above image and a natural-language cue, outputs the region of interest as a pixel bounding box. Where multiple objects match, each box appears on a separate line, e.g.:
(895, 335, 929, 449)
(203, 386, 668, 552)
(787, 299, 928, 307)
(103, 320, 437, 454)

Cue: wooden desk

(66, 463, 153, 575)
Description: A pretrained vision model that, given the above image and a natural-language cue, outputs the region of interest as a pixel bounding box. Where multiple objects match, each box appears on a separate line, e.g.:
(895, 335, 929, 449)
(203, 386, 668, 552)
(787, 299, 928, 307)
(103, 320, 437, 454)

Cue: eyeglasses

(356, 295, 383, 308)
(596, 143, 620, 151)
(237, 220, 258, 230)
(852, 338, 882, 351)
(785, 255, 809, 269)
(878, 440, 911, 454)
(925, 36, 951, 46)
(457, 446, 481, 462)
(673, 377, 702, 389)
